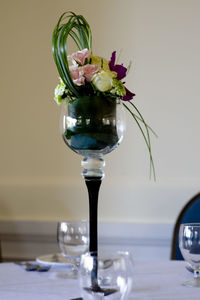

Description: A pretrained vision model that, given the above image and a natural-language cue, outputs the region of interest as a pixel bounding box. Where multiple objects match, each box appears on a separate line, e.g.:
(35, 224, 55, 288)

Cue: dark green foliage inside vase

(64, 96, 119, 150)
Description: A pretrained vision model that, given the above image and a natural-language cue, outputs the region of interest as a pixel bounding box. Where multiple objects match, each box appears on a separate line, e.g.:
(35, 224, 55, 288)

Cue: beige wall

(0, 0, 200, 223)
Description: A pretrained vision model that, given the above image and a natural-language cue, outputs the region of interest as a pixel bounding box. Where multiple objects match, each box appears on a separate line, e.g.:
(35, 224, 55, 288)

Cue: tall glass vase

(60, 95, 125, 289)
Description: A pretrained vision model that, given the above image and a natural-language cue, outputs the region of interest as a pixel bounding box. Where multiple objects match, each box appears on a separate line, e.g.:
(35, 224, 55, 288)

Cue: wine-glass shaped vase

(60, 95, 125, 289)
(179, 223, 200, 287)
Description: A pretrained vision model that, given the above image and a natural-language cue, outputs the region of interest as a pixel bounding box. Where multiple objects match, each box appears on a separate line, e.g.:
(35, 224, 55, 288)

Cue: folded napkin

(15, 262, 50, 272)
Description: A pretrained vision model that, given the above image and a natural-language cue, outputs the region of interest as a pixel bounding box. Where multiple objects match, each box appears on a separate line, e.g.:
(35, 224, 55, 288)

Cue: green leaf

(52, 12, 92, 97)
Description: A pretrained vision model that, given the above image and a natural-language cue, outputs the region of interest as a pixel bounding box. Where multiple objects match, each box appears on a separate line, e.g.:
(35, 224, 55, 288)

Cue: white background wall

(0, 0, 200, 257)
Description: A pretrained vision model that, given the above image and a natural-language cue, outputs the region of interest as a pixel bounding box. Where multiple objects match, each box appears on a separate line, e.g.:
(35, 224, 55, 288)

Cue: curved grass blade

(123, 102, 156, 180)
(128, 111, 158, 138)
(130, 102, 156, 180)
(52, 12, 92, 98)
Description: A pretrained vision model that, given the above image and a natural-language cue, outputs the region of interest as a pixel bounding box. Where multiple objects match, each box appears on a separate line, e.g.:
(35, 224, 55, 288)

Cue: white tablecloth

(0, 260, 199, 299)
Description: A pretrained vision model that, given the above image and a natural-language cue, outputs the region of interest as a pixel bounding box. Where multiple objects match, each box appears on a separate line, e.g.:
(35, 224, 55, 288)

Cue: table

(0, 260, 199, 299)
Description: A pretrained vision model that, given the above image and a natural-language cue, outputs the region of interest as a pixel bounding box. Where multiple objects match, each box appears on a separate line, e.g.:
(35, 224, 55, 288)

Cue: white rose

(92, 70, 116, 92)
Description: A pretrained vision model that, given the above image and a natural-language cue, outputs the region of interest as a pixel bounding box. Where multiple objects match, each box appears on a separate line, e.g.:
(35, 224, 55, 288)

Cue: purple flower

(109, 51, 127, 80)
(109, 51, 135, 101)
(122, 87, 135, 101)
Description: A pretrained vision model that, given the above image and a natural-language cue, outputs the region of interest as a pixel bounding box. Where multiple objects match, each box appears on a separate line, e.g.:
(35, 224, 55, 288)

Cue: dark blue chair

(171, 193, 200, 260)
(0, 242, 2, 262)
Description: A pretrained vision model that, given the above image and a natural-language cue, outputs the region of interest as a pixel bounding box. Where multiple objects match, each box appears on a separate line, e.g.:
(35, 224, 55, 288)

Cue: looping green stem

(52, 12, 92, 97)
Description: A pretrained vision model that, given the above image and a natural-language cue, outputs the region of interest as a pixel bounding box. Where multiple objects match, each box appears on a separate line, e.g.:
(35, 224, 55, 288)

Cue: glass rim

(180, 222, 200, 227)
(57, 219, 88, 225)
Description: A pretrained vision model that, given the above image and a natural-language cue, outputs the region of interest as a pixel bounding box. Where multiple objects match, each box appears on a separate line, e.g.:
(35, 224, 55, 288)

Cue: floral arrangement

(54, 48, 134, 104)
(52, 12, 155, 178)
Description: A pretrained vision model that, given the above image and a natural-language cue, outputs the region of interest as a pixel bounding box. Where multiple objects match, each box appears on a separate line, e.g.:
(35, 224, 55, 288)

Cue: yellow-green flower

(54, 78, 66, 104)
(90, 55, 110, 72)
(92, 70, 116, 92)
(111, 78, 126, 97)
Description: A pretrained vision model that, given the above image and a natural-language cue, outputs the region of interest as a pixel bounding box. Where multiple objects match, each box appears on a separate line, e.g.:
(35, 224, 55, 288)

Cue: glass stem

(85, 177, 102, 253)
(85, 177, 102, 289)
(82, 156, 105, 289)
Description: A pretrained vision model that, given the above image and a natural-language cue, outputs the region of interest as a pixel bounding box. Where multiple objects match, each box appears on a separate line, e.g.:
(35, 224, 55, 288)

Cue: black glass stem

(84, 177, 116, 296)
(85, 177, 102, 289)
(85, 177, 101, 253)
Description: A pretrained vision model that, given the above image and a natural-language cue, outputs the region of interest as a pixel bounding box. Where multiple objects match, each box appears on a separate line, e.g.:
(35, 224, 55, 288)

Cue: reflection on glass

(179, 223, 200, 287)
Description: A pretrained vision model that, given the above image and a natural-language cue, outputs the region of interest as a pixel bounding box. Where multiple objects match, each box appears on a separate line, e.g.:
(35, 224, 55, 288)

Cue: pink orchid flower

(68, 48, 90, 66)
(69, 65, 85, 86)
(82, 64, 100, 81)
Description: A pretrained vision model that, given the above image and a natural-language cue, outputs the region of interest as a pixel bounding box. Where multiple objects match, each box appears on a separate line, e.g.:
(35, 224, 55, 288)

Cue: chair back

(171, 192, 200, 260)
(0, 242, 2, 262)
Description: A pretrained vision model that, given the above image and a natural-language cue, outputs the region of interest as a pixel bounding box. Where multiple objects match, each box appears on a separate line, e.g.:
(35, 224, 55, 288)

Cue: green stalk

(123, 102, 156, 180)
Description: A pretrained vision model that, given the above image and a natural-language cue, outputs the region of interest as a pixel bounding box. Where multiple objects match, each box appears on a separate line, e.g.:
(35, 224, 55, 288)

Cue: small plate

(36, 253, 73, 267)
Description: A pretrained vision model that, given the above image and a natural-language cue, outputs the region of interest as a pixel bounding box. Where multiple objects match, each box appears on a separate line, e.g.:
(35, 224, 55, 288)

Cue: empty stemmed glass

(179, 223, 200, 287)
(79, 250, 133, 299)
(57, 220, 89, 278)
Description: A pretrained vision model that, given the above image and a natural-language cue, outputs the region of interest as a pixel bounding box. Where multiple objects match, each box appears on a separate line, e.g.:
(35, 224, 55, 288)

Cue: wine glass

(179, 223, 200, 287)
(57, 220, 89, 277)
(79, 250, 133, 299)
